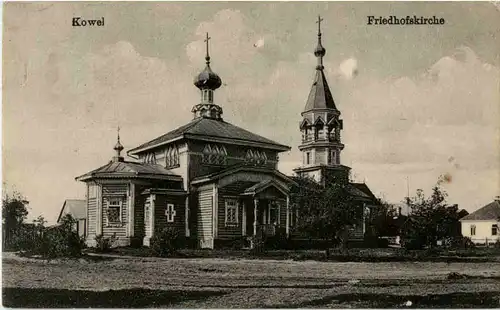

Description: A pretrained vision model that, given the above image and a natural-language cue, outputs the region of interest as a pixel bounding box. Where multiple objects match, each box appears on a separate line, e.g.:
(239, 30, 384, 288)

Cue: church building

(74, 18, 378, 248)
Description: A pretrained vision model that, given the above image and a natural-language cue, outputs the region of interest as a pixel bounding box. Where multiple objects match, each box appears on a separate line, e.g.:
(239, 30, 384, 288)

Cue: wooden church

(74, 18, 378, 248)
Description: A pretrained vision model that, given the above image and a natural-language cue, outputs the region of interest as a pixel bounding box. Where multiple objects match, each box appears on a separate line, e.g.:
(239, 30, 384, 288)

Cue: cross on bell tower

(293, 16, 350, 186)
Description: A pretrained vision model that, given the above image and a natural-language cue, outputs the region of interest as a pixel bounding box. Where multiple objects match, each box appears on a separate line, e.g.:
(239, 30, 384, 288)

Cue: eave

(75, 173, 183, 182)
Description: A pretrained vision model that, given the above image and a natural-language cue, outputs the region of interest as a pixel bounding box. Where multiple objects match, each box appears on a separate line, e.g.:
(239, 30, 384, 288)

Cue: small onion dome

(314, 42, 326, 57)
(194, 65, 222, 90)
(114, 140, 124, 153)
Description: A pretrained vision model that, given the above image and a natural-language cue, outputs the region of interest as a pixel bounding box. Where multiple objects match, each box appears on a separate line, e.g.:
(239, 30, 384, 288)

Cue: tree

(2, 190, 29, 248)
(369, 201, 405, 237)
(290, 176, 360, 251)
(401, 186, 464, 249)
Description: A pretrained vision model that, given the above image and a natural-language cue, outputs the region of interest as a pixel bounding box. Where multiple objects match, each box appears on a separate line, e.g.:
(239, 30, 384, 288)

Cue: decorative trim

(185, 196, 190, 237)
(97, 184, 102, 235)
(166, 204, 176, 223)
(128, 183, 135, 237)
(224, 198, 239, 227)
(213, 184, 218, 238)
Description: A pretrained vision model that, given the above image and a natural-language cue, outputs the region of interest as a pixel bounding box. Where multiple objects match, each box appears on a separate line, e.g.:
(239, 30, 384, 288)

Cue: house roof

(57, 199, 86, 222)
(350, 183, 378, 200)
(128, 117, 290, 155)
(303, 69, 338, 113)
(75, 160, 182, 182)
(460, 200, 500, 221)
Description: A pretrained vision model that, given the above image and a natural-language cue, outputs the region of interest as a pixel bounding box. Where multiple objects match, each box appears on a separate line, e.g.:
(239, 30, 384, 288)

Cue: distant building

(460, 198, 500, 245)
(57, 199, 87, 237)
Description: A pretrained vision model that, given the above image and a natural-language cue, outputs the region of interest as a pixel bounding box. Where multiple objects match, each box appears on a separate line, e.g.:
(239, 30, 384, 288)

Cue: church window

(470, 225, 476, 236)
(165, 146, 179, 168)
(166, 204, 176, 223)
(202, 144, 227, 165)
(306, 152, 311, 165)
(225, 199, 238, 226)
(106, 198, 122, 224)
(492, 224, 498, 236)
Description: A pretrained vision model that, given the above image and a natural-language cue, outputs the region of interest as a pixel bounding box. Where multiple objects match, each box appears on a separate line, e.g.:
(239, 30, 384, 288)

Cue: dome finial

(113, 126, 124, 162)
(205, 32, 211, 65)
(314, 15, 326, 70)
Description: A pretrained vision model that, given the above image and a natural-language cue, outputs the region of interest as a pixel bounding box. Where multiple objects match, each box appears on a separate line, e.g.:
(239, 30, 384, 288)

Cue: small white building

(460, 198, 500, 245)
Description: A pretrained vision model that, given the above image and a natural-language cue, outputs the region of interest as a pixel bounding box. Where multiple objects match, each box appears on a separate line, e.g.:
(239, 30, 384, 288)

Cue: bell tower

(294, 16, 350, 186)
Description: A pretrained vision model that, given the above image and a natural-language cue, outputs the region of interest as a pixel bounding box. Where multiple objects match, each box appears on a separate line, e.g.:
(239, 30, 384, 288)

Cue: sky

(3, 2, 500, 223)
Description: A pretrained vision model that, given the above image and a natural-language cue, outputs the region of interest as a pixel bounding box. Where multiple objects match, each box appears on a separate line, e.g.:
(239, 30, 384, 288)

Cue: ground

(3, 252, 500, 308)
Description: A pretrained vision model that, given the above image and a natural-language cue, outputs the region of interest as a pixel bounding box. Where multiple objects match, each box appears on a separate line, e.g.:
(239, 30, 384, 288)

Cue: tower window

(329, 150, 337, 165)
(306, 152, 311, 165)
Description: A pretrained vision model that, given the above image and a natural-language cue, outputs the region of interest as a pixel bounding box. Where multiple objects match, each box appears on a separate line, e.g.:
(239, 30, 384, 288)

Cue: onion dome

(194, 65, 222, 90)
(113, 127, 124, 162)
(314, 42, 326, 58)
(193, 33, 222, 90)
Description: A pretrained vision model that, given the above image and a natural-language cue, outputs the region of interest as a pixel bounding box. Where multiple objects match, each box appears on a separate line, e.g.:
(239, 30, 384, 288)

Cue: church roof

(128, 117, 290, 155)
(57, 199, 86, 222)
(75, 160, 182, 182)
(460, 200, 500, 221)
(303, 69, 338, 113)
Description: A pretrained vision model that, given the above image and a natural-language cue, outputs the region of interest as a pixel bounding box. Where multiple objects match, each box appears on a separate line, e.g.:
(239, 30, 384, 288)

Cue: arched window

(165, 146, 179, 168)
(202, 144, 227, 165)
(246, 149, 267, 165)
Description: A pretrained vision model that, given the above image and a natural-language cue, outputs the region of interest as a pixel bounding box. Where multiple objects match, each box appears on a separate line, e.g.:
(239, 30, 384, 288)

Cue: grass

(3, 252, 500, 308)
(85, 246, 500, 263)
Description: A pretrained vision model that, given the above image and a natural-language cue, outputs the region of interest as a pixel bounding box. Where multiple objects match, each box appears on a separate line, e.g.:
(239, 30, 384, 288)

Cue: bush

(249, 231, 266, 255)
(37, 226, 85, 258)
(95, 234, 116, 253)
(265, 227, 290, 250)
(229, 237, 247, 250)
(150, 227, 184, 257)
(20, 215, 85, 258)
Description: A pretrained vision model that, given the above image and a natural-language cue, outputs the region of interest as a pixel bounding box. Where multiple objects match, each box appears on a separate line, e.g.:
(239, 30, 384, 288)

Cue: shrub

(249, 231, 266, 255)
(150, 227, 184, 257)
(229, 237, 247, 250)
(95, 234, 116, 253)
(37, 226, 85, 258)
(266, 227, 290, 250)
(22, 215, 85, 258)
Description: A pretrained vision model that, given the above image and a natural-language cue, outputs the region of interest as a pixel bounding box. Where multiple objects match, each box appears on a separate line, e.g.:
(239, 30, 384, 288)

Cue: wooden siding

(87, 197, 97, 237)
(197, 188, 213, 245)
(134, 186, 147, 239)
(153, 195, 186, 237)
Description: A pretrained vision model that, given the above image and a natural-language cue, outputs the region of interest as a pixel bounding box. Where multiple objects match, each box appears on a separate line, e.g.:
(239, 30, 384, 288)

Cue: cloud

(339, 57, 358, 80)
